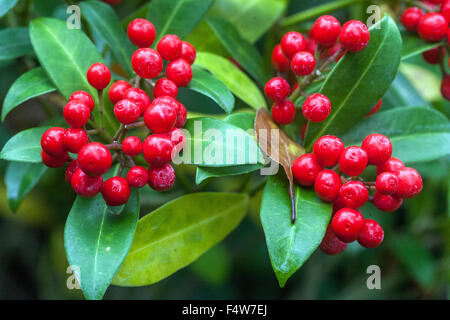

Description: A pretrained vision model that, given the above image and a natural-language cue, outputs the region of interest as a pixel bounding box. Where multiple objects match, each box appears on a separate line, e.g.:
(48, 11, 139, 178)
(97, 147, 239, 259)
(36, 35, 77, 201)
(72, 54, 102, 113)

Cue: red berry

(144, 99, 177, 133)
(142, 134, 175, 167)
(69, 91, 95, 111)
(271, 100, 296, 125)
(333, 195, 346, 213)
(102, 177, 131, 206)
(394, 167, 423, 198)
(291, 51, 315, 76)
(166, 59, 193, 87)
(122, 136, 142, 156)
(65, 159, 80, 183)
(166, 127, 186, 154)
(302, 93, 331, 122)
(157, 34, 181, 61)
(361, 133, 392, 166)
(131, 48, 163, 79)
(376, 157, 404, 175)
(148, 163, 175, 191)
(319, 225, 347, 255)
(300, 123, 307, 141)
(422, 46, 443, 64)
(114, 99, 141, 124)
(123, 87, 150, 115)
(418, 13, 448, 42)
(339, 146, 368, 176)
(357, 219, 384, 248)
(71, 168, 103, 198)
(41, 149, 68, 168)
(339, 181, 368, 209)
(41, 127, 66, 157)
(441, 0, 450, 23)
(313, 135, 344, 167)
(127, 18, 156, 48)
(314, 169, 342, 202)
(78, 142, 112, 177)
(87, 63, 111, 90)
(312, 15, 341, 46)
(180, 41, 196, 65)
(108, 80, 132, 104)
(331, 208, 364, 243)
(376, 172, 398, 195)
(154, 78, 178, 98)
(339, 20, 370, 52)
(441, 74, 450, 100)
(292, 153, 323, 187)
(63, 100, 90, 128)
(401, 7, 424, 31)
(281, 31, 307, 59)
(175, 101, 187, 128)
(101, 0, 121, 5)
(63, 128, 88, 153)
(126, 166, 148, 188)
(366, 99, 382, 117)
(306, 37, 317, 54)
(271, 44, 290, 72)
(372, 191, 403, 212)
(264, 77, 290, 102)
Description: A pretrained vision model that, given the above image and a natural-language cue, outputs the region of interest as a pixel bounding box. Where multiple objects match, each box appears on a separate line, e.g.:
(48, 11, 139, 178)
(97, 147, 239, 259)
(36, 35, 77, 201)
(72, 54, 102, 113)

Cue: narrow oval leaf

(383, 72, 427, 109)
(64, 187, 140, 300)
(195, 52, 266, 110)
(207, 17, 267, 85)
(0, 27, 33, 61)
(304, 16, 402, 150)
(0, 0, 18, 17)
(340, 106, 450, 164)
(401, 35, 443, 61)
(112, 192, 248, 286)
(5, 161, 47, 213)
(188, 66, 235, 114)
(146, 0, 214, 43)
(2, 67, 56, 121)
(261, 172, 332, 287)
(80, 1, 134, 76)
(0, 126, 50, 163)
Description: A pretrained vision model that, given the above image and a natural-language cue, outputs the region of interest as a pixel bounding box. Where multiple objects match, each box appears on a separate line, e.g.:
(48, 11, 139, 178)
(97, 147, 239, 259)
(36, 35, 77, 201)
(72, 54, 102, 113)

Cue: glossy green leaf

(401, 35, 443, 61)
(207, 18, 267, 85)
(304, 16, 402, 150)
(0, 0, 18, 17)
(400, 63, 441, 102)
(188, 66, 235, 114)
(146, 0, 214, 43)
(2, 68, 56, 121)
(29, 18, 117, 133)
(112, 192, 248, 286)
(4, 162, 47, 213)
(0, 27, 33, 61)
(261, 172, 332, 287)
(64, 186, 140, 300)
(195, 52, 266, 110)
(180, 117, 265, 167)
(383, 72, 427, 109)
(0, 126, 51, 163)
(341, 107, 450, 164)
(80, 1, 134, 76)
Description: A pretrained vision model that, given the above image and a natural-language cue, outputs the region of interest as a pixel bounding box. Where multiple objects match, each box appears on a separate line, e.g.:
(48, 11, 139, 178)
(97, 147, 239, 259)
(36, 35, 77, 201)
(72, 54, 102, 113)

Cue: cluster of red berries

(266, 16, 370, 126)
(40, 18, 196, 206)
(291, 134, 423, 254)
(400, 0, 450, 100)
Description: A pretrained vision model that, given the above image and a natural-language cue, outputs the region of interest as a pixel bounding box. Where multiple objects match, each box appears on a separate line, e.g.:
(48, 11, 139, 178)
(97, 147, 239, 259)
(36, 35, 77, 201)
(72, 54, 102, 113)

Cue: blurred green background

(0, 0, 449, 299)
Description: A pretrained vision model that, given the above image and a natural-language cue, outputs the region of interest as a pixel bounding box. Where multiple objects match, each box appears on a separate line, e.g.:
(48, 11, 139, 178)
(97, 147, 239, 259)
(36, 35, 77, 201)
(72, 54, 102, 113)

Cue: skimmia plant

(0, 0, 449, 299)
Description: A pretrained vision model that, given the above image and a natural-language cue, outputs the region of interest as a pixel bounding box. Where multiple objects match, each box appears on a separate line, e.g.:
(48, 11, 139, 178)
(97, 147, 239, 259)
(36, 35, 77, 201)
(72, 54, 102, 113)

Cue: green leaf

(180, 117, 265, 167)
(2, 67, 56, 121)
(207, 17, 267, 85)
(195, 52, 266, 110)
(341, 106, 450, 164)
(261, 172, 332, 287)
(80, 1, 134, 76)
(0, 0, 18, 17)
(0, 27, 33, 61)
(304, 16, 402, 150)
(146, 0, 214, 44)
(187, 66, 235, 114)
(112, 192, 248, 286)
(64, 185, 140, 300)
(401, 35, 443, 61)
(383, 72, 427, 109)
(4, 161, 47, 213)
(29, 18, 117, 134)
(0, 126, 50, 163)
(400, 63, 441, 102)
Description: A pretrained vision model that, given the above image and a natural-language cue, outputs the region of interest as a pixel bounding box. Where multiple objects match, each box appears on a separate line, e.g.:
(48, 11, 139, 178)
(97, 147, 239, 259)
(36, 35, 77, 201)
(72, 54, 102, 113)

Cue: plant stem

(105, 143, 122, 150)
(97, 89, 104, 131)
(124, 121, 145, 129)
